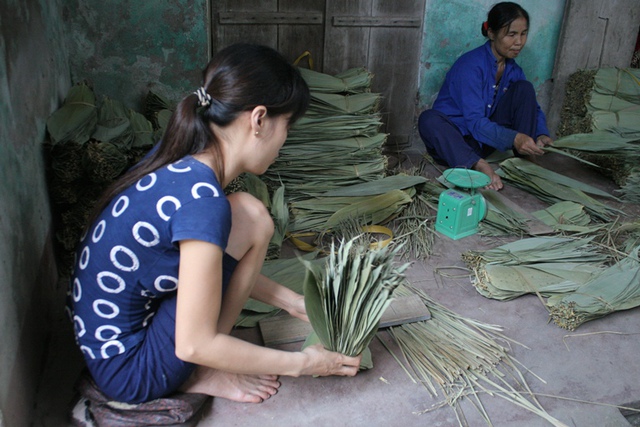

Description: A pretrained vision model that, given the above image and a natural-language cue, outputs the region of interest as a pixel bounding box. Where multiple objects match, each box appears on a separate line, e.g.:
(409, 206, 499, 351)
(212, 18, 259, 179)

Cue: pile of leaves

(45, 84, 171, 276)
(554, 67, 640, 202)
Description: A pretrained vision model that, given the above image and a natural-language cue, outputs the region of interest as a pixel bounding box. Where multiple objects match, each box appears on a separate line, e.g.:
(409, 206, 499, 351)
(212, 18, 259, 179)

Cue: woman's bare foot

(180, 367, 281, 403)
(472, 159, 503, 191)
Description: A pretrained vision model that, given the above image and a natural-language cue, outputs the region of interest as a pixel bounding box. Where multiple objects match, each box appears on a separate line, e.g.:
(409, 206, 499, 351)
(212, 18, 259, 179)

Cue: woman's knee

(227, 192, 274, 241)
(510, 80, 535, 99)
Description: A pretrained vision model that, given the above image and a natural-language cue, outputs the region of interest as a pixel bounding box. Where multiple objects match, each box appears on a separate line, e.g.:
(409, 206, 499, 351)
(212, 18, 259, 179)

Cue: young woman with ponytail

(68, 43, 361, 406)
(418, 2, 553, 190)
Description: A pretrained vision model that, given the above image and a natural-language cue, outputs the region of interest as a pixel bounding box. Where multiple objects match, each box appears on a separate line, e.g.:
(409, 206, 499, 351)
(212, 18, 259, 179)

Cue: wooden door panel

(211, 0, 426, 149)
(324, 0, 425, 148)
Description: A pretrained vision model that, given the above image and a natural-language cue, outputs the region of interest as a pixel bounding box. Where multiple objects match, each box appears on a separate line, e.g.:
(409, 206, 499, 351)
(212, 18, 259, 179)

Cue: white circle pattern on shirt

(73, 278, 82, 302)
(93, 299, 120, 319)
(143, 312, 155, 327)
(110, 245, 140, 272)
(79, 246, 90, 270)
(154, 275, 178, 292)
(101, 340, 125, 358)
(168, 162, 192, 173)
(192, 182, 219, 199)
(95, 325, 122, 341)
(74, 315, 86, 337)
(80, 345, 96, 360)
(92, 220, 106, 243)
(156, 196, 181, 221)
(96, 271, 126, 294)
(112, 195, 129, 217)
(136, 172, 157, 191)
(132, 221, 160, 247)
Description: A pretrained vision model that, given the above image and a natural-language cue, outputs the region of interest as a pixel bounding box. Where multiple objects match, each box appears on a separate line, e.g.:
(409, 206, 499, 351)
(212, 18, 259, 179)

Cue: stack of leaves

(288, 174, 425, 234)
(547, 246, 640, 330)
(143, 90, 174, 142)
(554, 67, 640, 202)
(479, 190, 530, 236)
(301, 236, 410, 362)
(496, 157, 623, 222)
(262, 67, 387, 201)
(45, 84, 162, 277)
(386, 285, 569, 427)
(462, 237, 609, 301)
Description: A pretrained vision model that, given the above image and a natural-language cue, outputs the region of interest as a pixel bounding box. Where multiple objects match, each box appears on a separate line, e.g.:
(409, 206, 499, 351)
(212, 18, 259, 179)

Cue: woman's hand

(300, 344, 362, 377)
(514, 132, 545, 156)
(536, 134, 553, 148)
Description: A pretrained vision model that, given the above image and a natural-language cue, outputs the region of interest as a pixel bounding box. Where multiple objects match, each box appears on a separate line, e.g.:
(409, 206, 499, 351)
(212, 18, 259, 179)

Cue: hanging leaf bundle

(45, 85, 158, 278)
(547, 246, 640, 330)
(82, 140, 129, 183)
(496, 157, 623, 222)
(302, 237, 409, 358)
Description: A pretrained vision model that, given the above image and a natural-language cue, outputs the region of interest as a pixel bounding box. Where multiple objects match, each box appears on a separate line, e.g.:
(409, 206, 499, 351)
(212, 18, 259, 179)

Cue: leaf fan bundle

(302, 237, 410, 357)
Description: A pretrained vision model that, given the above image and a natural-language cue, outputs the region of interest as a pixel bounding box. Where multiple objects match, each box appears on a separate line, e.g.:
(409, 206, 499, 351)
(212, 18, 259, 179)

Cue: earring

(255, 131, 259, 135)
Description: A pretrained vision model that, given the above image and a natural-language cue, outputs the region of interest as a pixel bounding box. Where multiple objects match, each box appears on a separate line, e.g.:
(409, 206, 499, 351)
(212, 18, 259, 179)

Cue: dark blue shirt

(433, 41, 549, 151)
(68, 156, 231, 362)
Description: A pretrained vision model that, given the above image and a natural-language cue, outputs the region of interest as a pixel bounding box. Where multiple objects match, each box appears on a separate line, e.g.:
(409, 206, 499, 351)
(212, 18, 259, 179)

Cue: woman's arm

(175, 239, 359, 376)
(251, 273, 308, 322)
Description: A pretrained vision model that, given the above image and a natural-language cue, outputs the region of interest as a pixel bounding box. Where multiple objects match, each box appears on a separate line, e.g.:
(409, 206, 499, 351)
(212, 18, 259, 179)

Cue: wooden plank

(219, 12, 323, 25)
(332, 16, 421, 27)
(259, 294, 431, 347)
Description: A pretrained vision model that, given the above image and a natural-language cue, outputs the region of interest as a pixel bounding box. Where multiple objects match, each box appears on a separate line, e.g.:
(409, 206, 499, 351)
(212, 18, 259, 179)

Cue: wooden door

(211, 0, 426, 152)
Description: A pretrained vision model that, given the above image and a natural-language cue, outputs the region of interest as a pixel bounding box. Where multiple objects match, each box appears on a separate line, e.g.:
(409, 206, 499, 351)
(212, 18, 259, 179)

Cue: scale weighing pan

(442, 168, 491, 190)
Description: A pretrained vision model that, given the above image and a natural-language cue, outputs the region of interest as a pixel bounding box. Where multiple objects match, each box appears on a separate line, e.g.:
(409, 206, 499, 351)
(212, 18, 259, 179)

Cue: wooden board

(259, 294, 431, 347)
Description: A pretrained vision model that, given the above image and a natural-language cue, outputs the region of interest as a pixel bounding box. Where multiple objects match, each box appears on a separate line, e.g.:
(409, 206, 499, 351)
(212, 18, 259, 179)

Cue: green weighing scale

(435, 168, 490, 240)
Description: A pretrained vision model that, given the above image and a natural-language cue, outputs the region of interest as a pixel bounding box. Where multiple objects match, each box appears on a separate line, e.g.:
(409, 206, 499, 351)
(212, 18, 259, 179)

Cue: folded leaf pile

(463, 236, 640, 330)
(496, 157, 623, 222)
(262, 67, 387, 201)
(554, 67, 640, 202)
(45, 84, 166, 276)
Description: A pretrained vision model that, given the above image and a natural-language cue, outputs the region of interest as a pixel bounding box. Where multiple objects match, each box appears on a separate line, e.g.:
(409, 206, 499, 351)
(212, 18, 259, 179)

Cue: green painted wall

(63, 0, 210, 109)
(419, 0, 566, 112)
(0, 0, 69, 424)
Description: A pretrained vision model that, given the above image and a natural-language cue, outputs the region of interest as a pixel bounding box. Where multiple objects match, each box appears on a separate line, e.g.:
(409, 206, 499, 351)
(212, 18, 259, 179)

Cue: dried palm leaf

(301, 237, 409, 358)
(386, 285, 569, 427)
(496, 158, 623, 221)
(297, 66, 373, 94)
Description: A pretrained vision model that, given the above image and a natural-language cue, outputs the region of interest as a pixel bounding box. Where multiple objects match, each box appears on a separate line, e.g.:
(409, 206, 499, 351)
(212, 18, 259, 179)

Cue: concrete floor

(34, 143, 640, 427)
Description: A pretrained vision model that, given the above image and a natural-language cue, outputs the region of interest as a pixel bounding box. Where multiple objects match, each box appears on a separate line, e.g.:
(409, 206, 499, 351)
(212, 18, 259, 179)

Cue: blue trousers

(418, 80, 538, 168)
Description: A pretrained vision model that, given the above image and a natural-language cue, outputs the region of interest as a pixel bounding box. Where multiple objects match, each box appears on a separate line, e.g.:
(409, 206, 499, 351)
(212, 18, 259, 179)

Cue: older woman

(418, 2, 553, 190)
